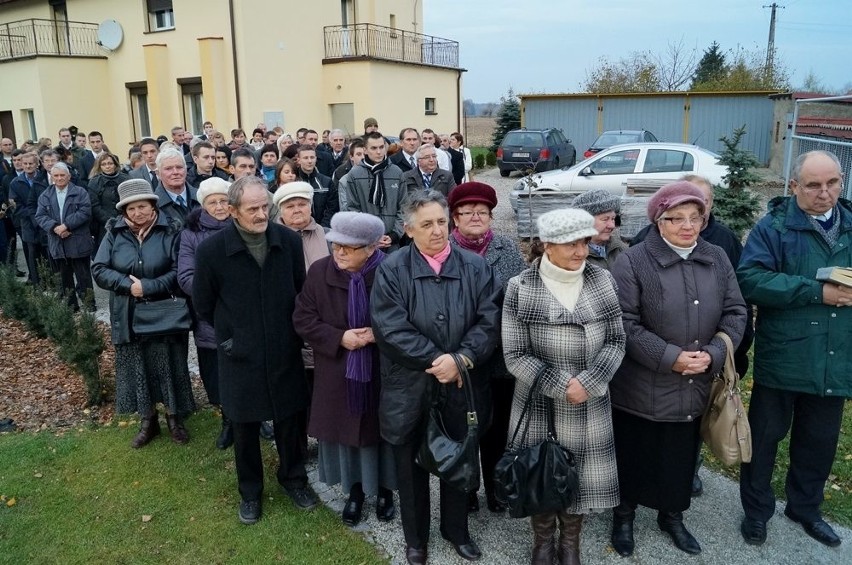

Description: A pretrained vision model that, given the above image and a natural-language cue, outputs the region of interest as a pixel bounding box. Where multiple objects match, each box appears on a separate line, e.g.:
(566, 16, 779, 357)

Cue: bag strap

(713, 331, 739, 391)
(450, 353, 478, 427)
(507, 364, 551, 449)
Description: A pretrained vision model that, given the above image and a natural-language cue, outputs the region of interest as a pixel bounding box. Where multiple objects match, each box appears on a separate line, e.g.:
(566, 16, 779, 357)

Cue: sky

(423, 0, 851, 102)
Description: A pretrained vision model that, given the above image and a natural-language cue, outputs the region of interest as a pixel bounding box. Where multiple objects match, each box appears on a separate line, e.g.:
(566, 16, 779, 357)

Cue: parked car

(583, 129, 658, 159)
(496, 128, 576, 177)
(510, 142, 729, 212)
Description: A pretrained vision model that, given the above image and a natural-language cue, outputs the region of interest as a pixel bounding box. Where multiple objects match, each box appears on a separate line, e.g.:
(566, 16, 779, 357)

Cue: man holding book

(736, 150, 849, 548)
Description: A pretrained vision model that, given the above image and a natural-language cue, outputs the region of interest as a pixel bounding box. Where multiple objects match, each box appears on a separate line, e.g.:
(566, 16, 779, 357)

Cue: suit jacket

(400, 167, 456, 198)
(128, 165, 159, 188)
(155, 183, 199, 228)
(390, 151, 416, 173)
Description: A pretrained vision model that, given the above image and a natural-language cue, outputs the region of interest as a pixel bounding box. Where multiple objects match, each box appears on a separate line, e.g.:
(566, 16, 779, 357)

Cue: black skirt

(612, 408, 701, 513)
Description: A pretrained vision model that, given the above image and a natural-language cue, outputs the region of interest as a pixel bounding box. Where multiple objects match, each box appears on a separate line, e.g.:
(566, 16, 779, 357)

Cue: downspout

(457, 69, 464, 135)
(228, 0, 243, 127)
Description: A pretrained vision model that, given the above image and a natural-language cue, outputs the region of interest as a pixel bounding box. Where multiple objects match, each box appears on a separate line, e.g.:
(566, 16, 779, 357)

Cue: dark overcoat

(35, 182, 94, 259)
(293, 255, 382, 447)
(192, 222, 308, 423)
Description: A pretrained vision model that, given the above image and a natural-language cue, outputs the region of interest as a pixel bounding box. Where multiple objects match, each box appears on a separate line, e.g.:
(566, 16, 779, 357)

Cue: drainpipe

(457, 68, 464, 134)
(228, 0, 243, 127)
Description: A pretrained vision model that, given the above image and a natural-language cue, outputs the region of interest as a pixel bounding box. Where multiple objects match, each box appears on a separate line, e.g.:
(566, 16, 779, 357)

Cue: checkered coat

(502, 261, 625, 513)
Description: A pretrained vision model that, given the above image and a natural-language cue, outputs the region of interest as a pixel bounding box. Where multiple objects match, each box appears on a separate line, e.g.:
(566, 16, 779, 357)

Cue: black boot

(657, 511, 701, 555)
(691, 451, 704, 497)
(131, 413, 161, 449)
(610, 502, 635, 557)
(216, 413, 233, 449)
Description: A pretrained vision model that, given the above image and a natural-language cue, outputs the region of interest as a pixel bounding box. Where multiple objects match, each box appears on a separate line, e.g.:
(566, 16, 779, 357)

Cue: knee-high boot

(557, 511, 582, 565)
(530, 512, 557, 564)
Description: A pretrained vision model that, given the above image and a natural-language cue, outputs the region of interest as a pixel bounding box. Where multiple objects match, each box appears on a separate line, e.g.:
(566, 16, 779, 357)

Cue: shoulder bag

(493, 365, 579, 518)
(132, 295, 192, 337)
(701, 331, 752, 465)
(415, 353, 481, 493)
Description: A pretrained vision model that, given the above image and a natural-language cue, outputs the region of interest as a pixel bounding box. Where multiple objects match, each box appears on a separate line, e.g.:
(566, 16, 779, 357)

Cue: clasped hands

(823, 283, 852, 308)
(340, 327, 375, 351)
(673, 350, 711, 376)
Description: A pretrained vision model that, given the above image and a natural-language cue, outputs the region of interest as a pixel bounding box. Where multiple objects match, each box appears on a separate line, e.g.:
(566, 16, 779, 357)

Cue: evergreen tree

(712, 125, 762, 238)
(489, 88, 521, 152)
(691, 42, 726, 88)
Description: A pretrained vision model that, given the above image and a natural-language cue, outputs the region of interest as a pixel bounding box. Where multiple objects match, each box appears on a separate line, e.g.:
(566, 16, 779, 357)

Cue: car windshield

(503, 132, 543, 148)
(593, 133, 640, 148)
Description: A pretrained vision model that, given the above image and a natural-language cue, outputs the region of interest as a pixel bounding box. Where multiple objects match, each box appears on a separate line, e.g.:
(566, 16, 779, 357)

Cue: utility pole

(763, 3, 784, 74)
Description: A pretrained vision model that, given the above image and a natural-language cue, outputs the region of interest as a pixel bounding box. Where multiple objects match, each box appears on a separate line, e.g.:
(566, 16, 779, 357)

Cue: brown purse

(701, 332, 752, 465)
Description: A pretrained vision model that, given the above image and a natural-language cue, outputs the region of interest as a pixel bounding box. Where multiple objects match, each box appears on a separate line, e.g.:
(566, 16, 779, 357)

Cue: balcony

(0, 18, 103, 62)
(323, 24, 459, 70)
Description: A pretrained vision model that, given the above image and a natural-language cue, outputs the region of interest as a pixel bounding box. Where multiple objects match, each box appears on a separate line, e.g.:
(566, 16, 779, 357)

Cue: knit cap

(537, 208, 599, 244)
(571, 189, 620, 216)
(196, 177, 231, 205)
(326, 212, 386, 247)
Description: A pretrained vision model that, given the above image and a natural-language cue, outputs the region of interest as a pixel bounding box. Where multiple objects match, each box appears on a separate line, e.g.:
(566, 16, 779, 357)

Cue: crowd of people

(1, 123, 848, 564)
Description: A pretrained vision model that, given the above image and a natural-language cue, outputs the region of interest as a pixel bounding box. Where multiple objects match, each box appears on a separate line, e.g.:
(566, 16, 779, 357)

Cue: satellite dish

(97, 20, 123, 51)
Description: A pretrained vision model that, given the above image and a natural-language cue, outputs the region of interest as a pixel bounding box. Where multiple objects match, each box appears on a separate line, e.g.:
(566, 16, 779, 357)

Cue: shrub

(474, 153, 486, 169)
(485, 152, 497, 167)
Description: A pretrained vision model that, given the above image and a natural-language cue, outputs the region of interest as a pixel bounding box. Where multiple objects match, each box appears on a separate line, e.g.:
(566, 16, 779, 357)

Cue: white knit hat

(537, 208, 599, 244)
(272, 181, 313, 209)
(196, 177, 231, 205)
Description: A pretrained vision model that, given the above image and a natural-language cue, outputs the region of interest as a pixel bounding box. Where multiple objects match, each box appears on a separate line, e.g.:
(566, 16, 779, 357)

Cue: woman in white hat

(503, 208, 626, 564)
(92, 178, 195, 448)
(177, 177, 234, 449)
(272, 181, 330, 269)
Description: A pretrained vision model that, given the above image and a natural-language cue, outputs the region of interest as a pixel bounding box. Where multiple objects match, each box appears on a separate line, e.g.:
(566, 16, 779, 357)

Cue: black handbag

(415, 353, 481, 493)
(132, 296, 192, 337)
(494, 366, 579, 518)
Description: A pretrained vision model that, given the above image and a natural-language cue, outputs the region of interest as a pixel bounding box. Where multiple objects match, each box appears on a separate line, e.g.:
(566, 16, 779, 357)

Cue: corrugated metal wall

(521, 93, 775, 165)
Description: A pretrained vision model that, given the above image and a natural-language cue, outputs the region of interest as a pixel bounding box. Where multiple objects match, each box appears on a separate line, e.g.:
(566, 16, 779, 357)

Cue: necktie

(150, 169, 159, 188)
(176, 194, 187, 210)
(409, 156, 415, 169)
(423, 174, 432, 189)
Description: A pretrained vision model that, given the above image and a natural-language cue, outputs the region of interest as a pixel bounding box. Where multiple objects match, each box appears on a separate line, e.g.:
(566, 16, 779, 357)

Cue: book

(816, 266, 852, 288)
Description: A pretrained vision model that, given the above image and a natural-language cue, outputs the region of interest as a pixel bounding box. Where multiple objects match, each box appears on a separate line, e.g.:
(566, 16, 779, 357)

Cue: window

(641, 149, 694, 174)
(589, 149, 639, 175)
(147, 0, 175, 32)
(128, 84, 151, 139)
(25, 109, 37, 140)
(389, 14, 398, 37)
(179, 79, 204, 135)
(425, 98, 436, 115)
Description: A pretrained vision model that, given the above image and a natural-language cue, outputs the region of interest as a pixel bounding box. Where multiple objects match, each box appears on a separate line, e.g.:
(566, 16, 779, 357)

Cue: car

(510, 142, 729, 213)
(583, 129, 658, 159)
(496, 128, 576, 177)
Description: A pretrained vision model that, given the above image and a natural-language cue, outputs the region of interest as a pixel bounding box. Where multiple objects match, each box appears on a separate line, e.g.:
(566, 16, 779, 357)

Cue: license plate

(512, 152, 530, 158)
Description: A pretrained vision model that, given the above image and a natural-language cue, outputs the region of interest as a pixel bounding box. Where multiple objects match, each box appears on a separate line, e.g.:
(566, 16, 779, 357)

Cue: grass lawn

(0, 410, 387, 564)
(703, 351, 852, 528)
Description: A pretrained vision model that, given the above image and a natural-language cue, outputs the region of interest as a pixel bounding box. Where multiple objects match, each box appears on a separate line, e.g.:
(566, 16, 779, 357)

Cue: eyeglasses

(206, 198, 229, 208)
(659, 216, 704, 227)
(331, 243, 366, 253)
(418, 154, 437, 161)
(455, 210, 491, 219)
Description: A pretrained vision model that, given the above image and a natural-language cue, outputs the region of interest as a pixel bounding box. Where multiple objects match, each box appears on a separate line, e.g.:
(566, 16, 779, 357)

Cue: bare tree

(653, 38, 698, 91)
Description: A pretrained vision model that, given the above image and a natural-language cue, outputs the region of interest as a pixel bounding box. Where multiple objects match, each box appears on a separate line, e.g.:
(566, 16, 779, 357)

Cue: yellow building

(0, 0, 463, 150)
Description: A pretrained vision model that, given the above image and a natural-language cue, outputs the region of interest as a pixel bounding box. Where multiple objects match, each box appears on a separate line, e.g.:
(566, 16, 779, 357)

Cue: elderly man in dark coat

(192, 175, 315, 525)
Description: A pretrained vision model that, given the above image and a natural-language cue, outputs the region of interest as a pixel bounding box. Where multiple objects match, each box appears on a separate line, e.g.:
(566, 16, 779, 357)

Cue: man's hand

(340, 328, 372, 351)
(425, 353, 462, 387)
(53, 223, 69, 237)
(377, 235, 392, 249)
(565, 378, 589, 405)
(129, 275, 144, 298)
(672, 351, 711, 375)
(822, 283, 852, 307)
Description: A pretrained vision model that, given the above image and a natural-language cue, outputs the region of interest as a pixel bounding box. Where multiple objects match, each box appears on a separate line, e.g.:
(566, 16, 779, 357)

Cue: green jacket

(737, 196, 852, 397)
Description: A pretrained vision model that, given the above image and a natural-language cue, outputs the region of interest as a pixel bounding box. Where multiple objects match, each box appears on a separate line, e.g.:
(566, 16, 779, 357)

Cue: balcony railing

(0, 18, 102, 62)
(324, 24, 459, 69)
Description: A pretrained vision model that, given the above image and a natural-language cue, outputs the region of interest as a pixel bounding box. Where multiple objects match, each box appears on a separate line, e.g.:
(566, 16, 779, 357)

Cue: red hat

(647, 181, 706, 223)
(447, 182, 498, 211)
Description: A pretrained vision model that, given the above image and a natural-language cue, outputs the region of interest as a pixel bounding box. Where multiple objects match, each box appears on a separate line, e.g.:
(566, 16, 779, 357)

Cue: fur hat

(363, 117, 379, 129)
(571, 189, 620, 216)
(115, 178, 159, 211)
(272, 181, 313, 209)
(537, 208, 599, 244)
(325, 212, 386, 247)
(196, 177, 231, 206)
(647, 181, 706, 223)
(447, 181, 498, 211)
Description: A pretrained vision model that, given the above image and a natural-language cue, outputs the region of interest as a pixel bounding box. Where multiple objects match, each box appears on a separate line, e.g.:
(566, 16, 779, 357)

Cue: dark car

(496, 128, 576, 177)
(583, 129, 658, 159)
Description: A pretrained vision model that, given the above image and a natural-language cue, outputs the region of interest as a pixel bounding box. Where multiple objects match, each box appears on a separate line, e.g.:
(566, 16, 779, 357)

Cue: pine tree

(489, 88, 521, 152)
(691, 42, 726, 89)
(712, 125, 762, 238)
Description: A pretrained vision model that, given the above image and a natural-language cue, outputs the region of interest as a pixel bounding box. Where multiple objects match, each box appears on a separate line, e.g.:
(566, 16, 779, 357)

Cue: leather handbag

(415, 353, 481, 493)
(493, 365, 579, 519)
(701, 331, 752, 465)
(132, 296, 192, 337)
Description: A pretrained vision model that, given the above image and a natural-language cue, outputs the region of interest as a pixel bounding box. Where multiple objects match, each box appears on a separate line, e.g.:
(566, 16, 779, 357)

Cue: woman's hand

(129, 275, 144, 298)
(565, 378, 589, 404)
(340, 328, 371, 351)
(672, 351, 711, 375)
(425, 353, 462, 388)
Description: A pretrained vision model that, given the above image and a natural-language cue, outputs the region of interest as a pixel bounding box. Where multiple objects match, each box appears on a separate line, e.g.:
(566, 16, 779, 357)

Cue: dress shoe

(784, 507, 841, 547)
(131, 415, 160, 449)
(404, 545, 427, 565)
(485, 493, 507, 513)
(165, 414, 189, 444)
(284, 484, 318, 510)
(611, 506, 635, 557)
(740, 517, 767, 546)
(376, 491, 396, 522)
(259, 421, 274, 440)
(341, 492, 364, 527)
(691, 472, 703, 497)
(216, 414, 233, 450)
(467, 491, 480, 512)
(657, 511, 701, 555)
(239, 499, 261, 525)
(441, 532, 482, 561)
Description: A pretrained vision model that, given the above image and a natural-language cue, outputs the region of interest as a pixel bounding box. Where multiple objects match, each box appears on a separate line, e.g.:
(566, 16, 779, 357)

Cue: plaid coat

(502, 260, 625, 513)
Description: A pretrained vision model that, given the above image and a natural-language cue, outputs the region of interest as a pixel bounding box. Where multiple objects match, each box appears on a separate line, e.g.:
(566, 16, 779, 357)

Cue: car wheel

(499, 169, 510, 178)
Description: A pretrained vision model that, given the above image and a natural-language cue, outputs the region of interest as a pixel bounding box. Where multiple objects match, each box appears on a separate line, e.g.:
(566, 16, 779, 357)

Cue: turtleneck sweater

(539, 253, 585, 311)
(234, 221, 268, 267)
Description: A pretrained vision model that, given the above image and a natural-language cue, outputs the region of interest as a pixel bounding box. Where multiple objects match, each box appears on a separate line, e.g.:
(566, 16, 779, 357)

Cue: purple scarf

(452, 227, 494, 256)
(339, 249, 385, 415)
